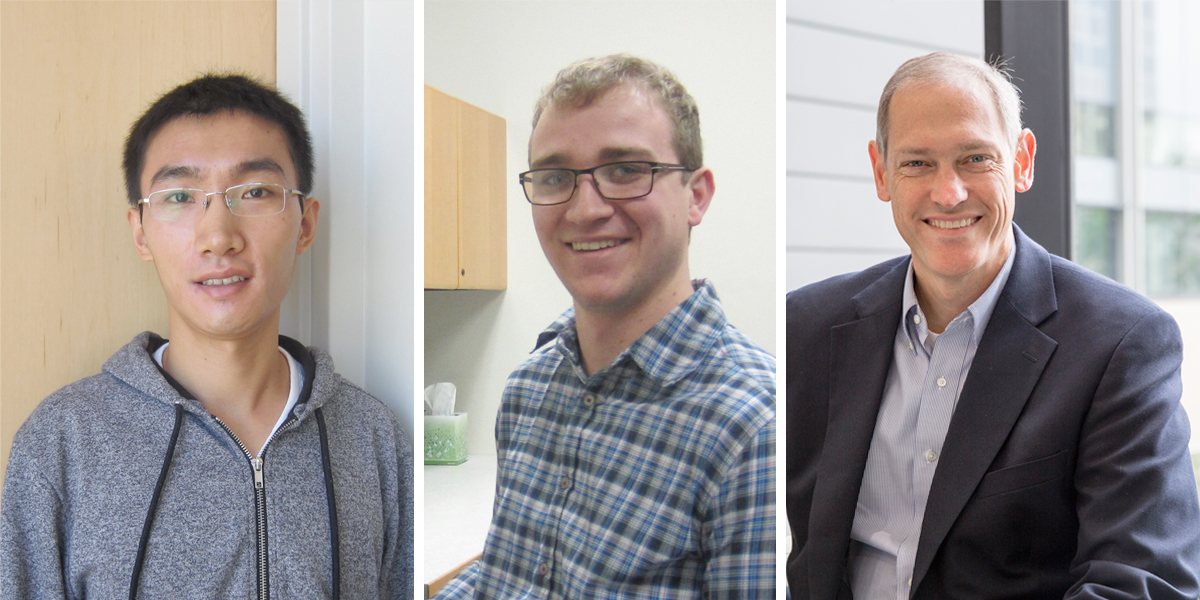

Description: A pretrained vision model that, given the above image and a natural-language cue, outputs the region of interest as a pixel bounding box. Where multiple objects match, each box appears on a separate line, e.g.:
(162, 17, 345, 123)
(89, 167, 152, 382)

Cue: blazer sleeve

(1068, 308, 1200, 598)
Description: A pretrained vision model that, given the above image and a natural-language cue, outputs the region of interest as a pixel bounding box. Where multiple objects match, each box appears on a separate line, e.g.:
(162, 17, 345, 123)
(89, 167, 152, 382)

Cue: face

(128, 110, 319, 341)
(868, 81, 1035, 292)
(529, 85, 713, 316)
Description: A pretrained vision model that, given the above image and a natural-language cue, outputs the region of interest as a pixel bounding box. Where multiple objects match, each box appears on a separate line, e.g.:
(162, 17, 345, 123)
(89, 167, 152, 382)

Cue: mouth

(926, 217, 981, 230)
(199, 275, 247, 286)
(570, 239, 626, 252)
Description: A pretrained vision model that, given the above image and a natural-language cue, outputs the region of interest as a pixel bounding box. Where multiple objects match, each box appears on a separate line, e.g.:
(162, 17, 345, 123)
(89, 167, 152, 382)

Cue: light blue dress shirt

(847, 245, 1016, 600)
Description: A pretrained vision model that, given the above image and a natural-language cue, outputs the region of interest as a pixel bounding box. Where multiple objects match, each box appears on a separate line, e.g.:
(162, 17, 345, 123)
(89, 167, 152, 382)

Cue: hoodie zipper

(214, 415, 298, 600)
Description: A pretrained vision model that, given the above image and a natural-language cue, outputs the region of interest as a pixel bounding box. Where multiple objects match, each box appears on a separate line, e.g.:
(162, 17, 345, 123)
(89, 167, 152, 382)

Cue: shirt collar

(901, 242, 1017, 350)
(534, 279, 728, 387)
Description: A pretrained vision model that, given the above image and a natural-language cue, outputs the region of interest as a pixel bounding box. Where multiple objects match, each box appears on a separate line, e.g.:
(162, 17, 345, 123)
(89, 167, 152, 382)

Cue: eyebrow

(530, 147, 655, 170)
(147, 158, 288, 189)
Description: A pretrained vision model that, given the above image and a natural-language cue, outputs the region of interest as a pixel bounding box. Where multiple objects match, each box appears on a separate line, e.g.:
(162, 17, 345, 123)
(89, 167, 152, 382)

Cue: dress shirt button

(559, 476, 570, 490)
(908, 576, 913, 586)
(539, 563, 549, 576)
(583, 394, 596, 407)
(936, 376, 947, 388)
(925, 449, 937, 463)
(913, 314, 921, 324)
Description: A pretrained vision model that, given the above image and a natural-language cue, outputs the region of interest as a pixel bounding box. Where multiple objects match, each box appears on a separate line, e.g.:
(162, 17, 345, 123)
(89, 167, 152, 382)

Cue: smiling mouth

(200, 276, 247, 286)
(570, 239, 625, 251)
(927, 217, 980, 230)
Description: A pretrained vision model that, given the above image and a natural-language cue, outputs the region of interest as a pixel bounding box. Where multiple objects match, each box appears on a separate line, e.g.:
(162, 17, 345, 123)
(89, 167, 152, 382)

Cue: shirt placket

(898, 315, 972, 596)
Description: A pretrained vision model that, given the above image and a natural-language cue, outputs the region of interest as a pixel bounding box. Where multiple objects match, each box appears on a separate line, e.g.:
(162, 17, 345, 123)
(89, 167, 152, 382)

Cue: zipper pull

(251, 457, 264, 489)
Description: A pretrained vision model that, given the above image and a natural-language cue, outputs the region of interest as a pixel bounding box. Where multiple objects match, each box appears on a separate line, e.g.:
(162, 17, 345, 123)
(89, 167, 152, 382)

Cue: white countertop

(424, 454, 498, 584)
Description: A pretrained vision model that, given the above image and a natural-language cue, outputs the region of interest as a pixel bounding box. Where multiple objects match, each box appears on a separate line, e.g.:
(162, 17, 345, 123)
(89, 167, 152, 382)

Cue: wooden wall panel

(1, 1, 276, 478)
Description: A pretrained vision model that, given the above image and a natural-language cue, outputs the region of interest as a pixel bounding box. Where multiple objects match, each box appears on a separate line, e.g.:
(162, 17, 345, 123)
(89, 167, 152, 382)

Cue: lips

(926, 217, 980, 230)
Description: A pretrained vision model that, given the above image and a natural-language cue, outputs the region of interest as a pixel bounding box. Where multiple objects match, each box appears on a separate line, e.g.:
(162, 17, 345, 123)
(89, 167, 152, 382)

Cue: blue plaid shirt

(435, 280, 776, 599)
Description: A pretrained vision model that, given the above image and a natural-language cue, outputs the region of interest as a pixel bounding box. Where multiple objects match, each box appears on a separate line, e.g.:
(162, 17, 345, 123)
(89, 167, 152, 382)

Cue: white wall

(785, 0, 984, 290)
(425, 0, 776, 457)
(276, 0, 416, 441)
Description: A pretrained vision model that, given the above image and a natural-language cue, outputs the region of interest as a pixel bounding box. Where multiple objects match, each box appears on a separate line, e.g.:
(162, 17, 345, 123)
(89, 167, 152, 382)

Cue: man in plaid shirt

(434, 54, 776, 599)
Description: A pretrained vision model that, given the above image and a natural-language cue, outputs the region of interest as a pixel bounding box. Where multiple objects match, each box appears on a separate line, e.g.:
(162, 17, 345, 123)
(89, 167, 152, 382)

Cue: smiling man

(786, 52, 1200, 599)
(1, 74, 412, 599)
(435, 54, 776, 599)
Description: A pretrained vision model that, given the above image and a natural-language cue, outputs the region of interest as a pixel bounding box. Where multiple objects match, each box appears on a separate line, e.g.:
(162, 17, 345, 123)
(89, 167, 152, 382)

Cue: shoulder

(1047, 255, 1168, 326)
(707, 323, 776, 405)
(786, 256, 906, 322)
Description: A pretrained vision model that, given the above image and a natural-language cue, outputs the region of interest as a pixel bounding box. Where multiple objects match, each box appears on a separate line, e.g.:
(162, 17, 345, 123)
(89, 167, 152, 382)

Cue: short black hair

(122, 73, 314, 206)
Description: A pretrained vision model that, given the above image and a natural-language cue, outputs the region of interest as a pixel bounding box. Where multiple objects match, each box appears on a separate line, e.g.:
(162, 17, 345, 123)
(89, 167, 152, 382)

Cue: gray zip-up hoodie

(1, 332, 413, 599)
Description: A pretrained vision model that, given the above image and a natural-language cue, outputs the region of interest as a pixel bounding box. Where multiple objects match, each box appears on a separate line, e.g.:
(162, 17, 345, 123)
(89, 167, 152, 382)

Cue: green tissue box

(424, 413, 468, 465)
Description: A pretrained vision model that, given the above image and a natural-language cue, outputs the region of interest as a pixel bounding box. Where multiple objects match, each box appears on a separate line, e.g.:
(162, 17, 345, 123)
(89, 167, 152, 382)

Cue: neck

(574, 272, 696, 376)
(912, 252, 1009, 334)
(161, 315, 289, 418)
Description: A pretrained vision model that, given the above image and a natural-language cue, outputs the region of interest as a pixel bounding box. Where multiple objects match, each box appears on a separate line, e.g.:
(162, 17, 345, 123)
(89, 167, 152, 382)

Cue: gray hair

(876, 52, 1023, 157)
(531, 54, 703, 170)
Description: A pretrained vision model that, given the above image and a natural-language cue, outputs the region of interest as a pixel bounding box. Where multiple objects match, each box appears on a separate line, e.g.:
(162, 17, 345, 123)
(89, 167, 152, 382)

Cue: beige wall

(1, 1, 276, 478)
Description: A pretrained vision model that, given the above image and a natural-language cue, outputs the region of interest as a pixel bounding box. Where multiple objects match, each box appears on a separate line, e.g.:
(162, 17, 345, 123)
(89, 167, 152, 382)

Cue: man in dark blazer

(786, 52, 1200, 599)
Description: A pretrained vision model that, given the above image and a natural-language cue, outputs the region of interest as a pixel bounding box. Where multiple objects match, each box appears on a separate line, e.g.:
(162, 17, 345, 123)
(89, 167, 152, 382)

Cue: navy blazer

(786, 227, 1200, 599)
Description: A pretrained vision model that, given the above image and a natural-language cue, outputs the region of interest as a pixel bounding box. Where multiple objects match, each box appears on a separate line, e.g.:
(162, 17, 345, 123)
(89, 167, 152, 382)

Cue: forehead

(529, 85, 676, 167)
(141, 110, 294, 185)
(887, 80, 1007, 152)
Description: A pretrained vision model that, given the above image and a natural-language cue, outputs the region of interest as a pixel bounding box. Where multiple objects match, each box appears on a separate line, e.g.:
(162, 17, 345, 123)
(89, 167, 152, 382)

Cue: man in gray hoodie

(1, 74, 413, 599)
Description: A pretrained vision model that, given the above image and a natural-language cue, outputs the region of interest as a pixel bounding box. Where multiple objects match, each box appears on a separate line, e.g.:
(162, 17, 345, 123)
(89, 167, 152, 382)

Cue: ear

(1013, 128, 1036, 193)
(296, 197, 320, 255)
(127, 207, 155, 262)
(685, 167, 715, 227)
(868, 140, 891, 202)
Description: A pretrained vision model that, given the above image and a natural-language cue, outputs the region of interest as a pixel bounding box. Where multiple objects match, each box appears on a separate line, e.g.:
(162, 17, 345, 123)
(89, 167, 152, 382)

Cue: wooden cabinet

(424, 85, 507, 289)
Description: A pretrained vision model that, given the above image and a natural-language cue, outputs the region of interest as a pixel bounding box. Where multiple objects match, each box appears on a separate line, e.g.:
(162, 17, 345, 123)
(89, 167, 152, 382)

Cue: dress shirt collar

(900, 241, 1017, 354)
(534, 279, 728, 388)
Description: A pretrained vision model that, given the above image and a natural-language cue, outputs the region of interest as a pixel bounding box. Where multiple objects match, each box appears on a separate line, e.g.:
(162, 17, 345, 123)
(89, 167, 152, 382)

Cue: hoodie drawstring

(316, 407, 341, 600)
(129, 402, 183, 600)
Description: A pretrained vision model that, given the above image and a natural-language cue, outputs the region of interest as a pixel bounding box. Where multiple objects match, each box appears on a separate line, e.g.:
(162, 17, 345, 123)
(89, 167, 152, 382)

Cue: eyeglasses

(138, 183, 305, 223)
(518, 161, 690, 206)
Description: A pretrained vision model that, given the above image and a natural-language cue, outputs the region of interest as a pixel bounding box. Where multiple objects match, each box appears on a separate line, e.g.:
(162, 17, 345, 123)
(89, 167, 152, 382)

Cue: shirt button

(936, 376, 947, 388)
(559, 476, 570, 490)
(583, 394, 595, 407)
(925, 449, 937, 463)
(539, 563, 549, 576)
(914, 314, 921, 324)
(908, 576, 913, 586)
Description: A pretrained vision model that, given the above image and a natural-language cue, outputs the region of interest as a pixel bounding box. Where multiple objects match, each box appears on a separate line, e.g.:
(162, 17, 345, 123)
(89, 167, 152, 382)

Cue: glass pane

(1145, 211, 1200, 296)
(1071, 0, 1123, 268)
(1074, 206, 1121, 280)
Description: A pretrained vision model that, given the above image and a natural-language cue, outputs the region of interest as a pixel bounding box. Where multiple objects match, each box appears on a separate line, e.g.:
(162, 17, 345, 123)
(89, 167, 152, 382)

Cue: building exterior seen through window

(1072, 0, 1200, 458)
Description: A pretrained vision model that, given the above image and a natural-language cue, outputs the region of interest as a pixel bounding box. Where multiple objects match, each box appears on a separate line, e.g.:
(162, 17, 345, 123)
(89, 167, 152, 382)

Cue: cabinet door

(457, 101, 507, 290)
(424, 86, 460, 289)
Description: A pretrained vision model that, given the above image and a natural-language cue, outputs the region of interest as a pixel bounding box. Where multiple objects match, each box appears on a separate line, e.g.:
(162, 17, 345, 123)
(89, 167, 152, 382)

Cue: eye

(903, 160, 927, 168)
(535, 171, 571, 187)
(969, 155, 987, 163)
(159, 190, 196, 205)
(603, 162, 652, 183)
(240, 184, 278, 200)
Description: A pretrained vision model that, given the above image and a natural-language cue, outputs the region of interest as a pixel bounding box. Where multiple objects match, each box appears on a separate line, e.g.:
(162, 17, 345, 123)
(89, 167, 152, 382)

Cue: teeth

(928, 217, 977, 229)
(572, 240, 620, 251)
(201, 276, 246, 286)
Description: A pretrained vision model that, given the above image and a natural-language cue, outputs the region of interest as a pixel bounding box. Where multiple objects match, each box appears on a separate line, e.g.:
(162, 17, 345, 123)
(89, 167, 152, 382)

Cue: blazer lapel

(808, 259, 907, 597)
(911, 227, 1060, 590)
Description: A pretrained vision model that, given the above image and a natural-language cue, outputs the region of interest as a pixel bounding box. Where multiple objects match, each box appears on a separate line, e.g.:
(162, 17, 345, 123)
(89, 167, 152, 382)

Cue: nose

(931, 167, 969, 208)
(194, 192, 245, 256)
(562, 174, 615, 223)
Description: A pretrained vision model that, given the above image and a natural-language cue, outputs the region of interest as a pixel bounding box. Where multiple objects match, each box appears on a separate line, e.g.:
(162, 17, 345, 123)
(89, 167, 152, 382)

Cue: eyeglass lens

(525, 162, 657, 205)
(146, 183, 289, 222)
